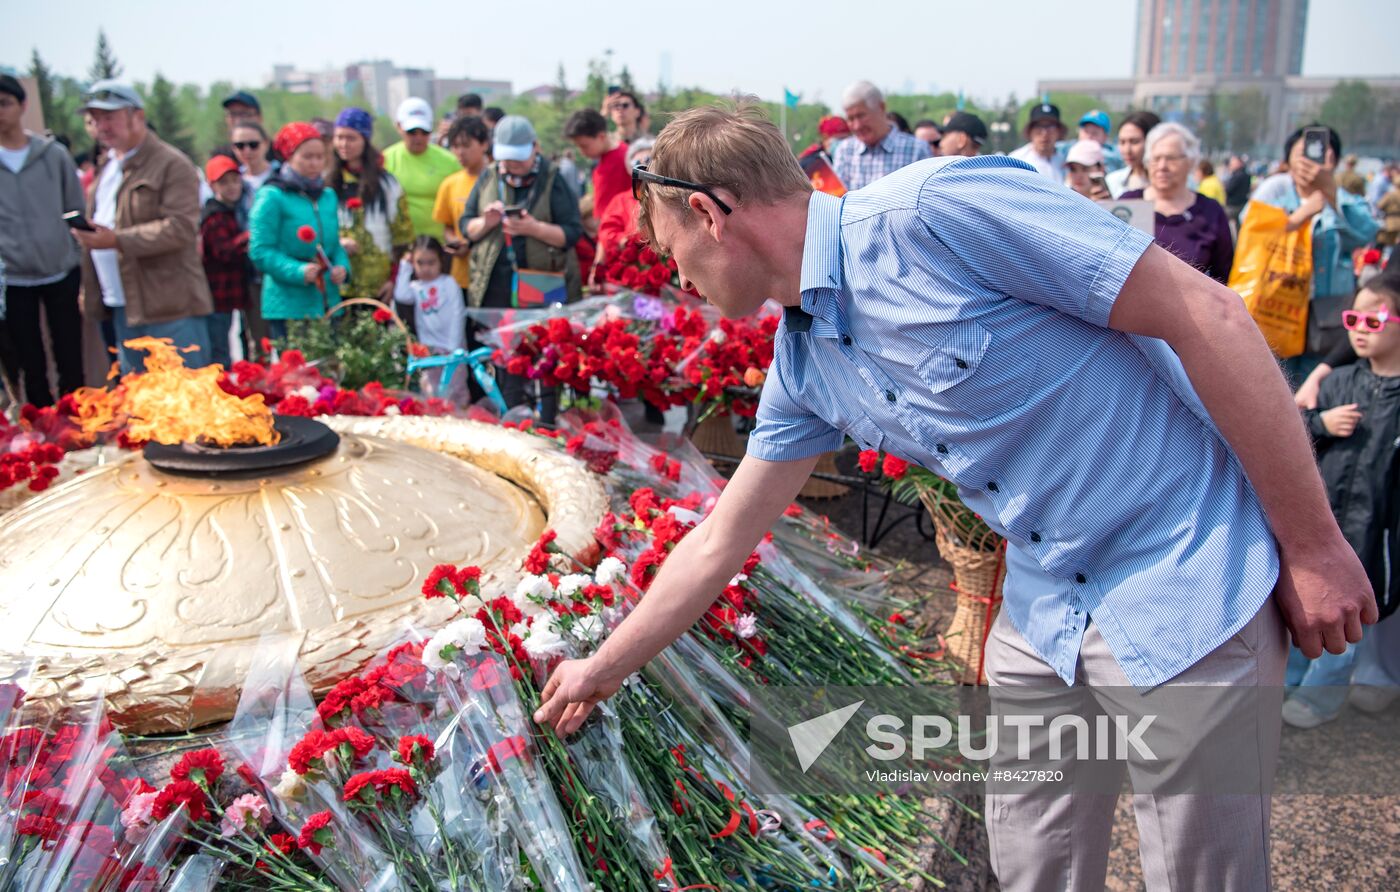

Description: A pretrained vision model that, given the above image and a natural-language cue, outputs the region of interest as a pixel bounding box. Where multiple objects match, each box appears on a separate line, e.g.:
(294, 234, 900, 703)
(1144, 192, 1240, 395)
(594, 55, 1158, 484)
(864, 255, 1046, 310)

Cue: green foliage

(281, 310, 409, 391)
(1319, 79, 1375, 146)
(28, 50, 55, 130)
(89, 29, 122, 82)
(143, 73, 193, 157)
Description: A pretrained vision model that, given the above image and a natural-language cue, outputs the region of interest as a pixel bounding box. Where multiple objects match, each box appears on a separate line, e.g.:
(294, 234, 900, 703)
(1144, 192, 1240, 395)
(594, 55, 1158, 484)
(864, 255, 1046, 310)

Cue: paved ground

(799, 444, 1400, 892)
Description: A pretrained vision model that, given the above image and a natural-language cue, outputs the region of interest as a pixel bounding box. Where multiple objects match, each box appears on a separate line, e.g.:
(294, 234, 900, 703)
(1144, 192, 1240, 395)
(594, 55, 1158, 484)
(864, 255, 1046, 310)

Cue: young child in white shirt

(394, 235, 465, 354)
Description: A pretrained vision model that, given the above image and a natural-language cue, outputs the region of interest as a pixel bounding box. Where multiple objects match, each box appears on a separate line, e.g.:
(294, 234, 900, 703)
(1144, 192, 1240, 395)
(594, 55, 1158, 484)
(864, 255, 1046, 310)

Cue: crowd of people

(0, 69, 1397, 729)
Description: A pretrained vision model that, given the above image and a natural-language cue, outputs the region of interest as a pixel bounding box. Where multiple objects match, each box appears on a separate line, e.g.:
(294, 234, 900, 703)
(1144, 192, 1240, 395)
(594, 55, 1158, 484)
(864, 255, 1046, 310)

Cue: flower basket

(916, 486, 1004, 685)
(688, 412, 744, 460)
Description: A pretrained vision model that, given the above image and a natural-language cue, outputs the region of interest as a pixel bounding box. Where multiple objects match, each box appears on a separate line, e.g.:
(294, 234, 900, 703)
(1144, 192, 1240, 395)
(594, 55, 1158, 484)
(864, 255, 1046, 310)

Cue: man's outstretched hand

(1274, 538, 1377, 659)
(533, 657, 623, 736)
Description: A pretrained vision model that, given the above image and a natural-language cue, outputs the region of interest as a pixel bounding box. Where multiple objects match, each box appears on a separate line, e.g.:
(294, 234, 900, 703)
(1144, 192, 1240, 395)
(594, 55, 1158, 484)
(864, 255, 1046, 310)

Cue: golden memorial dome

(0, 416, 608, 733)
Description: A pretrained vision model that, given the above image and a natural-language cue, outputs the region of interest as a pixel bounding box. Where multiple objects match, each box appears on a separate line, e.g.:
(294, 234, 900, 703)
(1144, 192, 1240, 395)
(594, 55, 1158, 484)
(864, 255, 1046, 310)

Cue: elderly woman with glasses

(1118, 122, 1234, 284)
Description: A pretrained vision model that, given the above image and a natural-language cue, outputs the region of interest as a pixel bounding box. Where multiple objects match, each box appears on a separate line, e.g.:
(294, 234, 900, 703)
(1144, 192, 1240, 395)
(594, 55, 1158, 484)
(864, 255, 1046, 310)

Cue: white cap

(396, 97, 434, 133)
(1065, 139, 1104, 167)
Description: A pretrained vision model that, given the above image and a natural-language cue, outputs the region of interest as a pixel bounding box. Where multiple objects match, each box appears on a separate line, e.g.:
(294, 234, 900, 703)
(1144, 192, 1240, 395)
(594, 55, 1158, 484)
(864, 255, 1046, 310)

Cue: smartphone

(1089, 174, 1107, 189)
(1302, 127, 1329, 164)
(606, 85, 621, 96)
(62, 210, 95, 232)
(503, 205, 526, 218)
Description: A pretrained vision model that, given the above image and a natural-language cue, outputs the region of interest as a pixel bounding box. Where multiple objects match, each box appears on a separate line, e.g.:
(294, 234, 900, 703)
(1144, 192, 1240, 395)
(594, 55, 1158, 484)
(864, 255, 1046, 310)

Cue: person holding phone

(71, 80, 214, 374)
(1250, 123, 1380, 382)
(1062, 139, 1110, 201)
(0, 74, 86, 405)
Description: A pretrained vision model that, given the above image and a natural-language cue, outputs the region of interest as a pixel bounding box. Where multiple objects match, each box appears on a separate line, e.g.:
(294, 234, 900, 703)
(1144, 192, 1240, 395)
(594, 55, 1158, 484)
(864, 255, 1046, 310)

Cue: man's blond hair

(638, 100, 811, 242)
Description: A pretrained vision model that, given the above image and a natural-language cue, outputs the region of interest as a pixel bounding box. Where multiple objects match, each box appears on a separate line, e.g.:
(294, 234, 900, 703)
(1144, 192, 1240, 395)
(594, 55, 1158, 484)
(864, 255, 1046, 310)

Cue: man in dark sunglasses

(606, 90, 647, 143)
(538, 102, 1376, 892)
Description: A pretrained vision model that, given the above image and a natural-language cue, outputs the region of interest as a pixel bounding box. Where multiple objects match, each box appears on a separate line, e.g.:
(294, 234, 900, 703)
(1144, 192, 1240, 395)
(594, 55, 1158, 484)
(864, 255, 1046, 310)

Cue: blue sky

(4, 0, 1396, 106)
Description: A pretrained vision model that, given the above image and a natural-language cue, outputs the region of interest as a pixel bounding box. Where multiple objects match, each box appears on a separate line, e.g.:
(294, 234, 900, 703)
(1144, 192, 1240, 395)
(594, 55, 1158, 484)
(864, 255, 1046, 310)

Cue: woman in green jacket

(250, 122, 350, 339)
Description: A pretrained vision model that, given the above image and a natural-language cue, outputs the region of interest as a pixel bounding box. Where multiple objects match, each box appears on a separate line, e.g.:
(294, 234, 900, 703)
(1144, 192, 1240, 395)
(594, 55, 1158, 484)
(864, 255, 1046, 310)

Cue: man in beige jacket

(71, 81, 213, 372)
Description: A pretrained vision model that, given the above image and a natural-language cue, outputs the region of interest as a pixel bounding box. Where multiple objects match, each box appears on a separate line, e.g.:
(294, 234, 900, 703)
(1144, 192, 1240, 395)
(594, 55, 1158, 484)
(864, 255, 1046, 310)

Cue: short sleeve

(917, 156, 1153, 327)
(746, 349, 845, 462)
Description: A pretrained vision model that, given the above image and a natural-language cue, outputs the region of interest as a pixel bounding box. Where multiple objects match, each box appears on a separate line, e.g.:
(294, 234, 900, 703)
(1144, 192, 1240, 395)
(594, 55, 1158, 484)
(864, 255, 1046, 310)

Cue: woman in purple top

(1120, 122, 1234, 283)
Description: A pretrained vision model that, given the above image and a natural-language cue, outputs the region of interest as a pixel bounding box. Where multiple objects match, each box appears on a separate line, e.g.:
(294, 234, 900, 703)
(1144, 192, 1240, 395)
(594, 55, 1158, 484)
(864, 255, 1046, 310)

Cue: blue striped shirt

(831, 129, 932, 192)
(750, 156, 1279, 687)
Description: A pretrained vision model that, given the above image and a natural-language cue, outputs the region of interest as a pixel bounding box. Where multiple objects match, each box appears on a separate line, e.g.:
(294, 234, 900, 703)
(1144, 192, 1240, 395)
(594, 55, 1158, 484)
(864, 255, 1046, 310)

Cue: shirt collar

(799, 190, 843, 295)
(856, 127, 898, 156)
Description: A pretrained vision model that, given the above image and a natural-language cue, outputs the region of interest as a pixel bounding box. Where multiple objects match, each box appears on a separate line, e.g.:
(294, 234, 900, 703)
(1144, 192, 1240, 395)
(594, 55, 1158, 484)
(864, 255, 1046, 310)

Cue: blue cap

(1079, 109, 1111, 132)
(222, 90, 261, 113)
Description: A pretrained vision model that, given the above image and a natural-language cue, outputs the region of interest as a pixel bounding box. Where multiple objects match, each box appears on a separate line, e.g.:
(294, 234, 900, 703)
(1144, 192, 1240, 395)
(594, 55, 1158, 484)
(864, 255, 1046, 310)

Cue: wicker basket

(918, 489, 1005, 685)
(800, 452, 849, 499)
(689, 412, 745, 459)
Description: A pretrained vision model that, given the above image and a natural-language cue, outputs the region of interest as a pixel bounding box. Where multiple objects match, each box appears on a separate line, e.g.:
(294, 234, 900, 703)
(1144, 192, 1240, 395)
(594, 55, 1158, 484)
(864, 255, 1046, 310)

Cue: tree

(28, 49, 56, 130)
(144, 73, 192, 157)
(551, 63, 569, 112)
(89, 29, 122, 82)
(1221, 89, 1268, 155)
(1319, 79, 1375, 146)
(617, 65, 636, 96)
(1197, 91, 1226, 154)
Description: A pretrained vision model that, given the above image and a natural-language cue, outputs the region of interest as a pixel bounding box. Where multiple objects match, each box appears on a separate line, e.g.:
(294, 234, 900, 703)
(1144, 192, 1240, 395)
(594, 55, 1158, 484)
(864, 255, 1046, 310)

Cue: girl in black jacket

(1285, 275, 1400, 727)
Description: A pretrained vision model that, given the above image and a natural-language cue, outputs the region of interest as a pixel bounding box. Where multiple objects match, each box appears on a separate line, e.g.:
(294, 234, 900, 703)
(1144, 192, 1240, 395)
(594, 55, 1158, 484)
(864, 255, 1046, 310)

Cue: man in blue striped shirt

(536, 104, 1376, 889)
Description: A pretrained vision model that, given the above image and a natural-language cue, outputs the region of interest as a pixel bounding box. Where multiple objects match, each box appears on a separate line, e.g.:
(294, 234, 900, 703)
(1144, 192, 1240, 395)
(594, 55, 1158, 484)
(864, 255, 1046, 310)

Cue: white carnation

(593, 557, 626, 586)
(272, 767, 306, 801)
(556, 573, 592, 598)
(734, 613, 758, 639)
(295, 385, 320, 401)
(515, 574, 553, 603)
(523, 623, 568, 659)
(445, 617, 488, 656)
(573, 613, 605, 643)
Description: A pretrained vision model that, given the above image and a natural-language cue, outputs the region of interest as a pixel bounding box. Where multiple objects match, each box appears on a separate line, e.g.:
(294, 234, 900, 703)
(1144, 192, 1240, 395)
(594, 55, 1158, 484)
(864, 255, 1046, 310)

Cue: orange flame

(69, 338, 279, 447)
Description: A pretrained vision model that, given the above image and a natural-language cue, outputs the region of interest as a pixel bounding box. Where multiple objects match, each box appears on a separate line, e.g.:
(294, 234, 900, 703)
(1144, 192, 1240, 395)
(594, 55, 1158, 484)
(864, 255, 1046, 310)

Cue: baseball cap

(221, 90, 261, 113)
(942, 111, 989, 146)
(81, 80, 144, 112)
(396, 98, 434, 133)
(1027, 103, 1062, 129)
(1078, 109, 1110, 133)
(204, 155, 241, 184)
(818, 115, 851, 138)
(492, 115, 537, 162)
(1065, 140, 1105, 168)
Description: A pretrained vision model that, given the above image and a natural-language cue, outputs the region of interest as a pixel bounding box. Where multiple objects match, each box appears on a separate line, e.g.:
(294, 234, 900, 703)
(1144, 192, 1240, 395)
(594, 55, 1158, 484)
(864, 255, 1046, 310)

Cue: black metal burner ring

(143, 415, 340, 476)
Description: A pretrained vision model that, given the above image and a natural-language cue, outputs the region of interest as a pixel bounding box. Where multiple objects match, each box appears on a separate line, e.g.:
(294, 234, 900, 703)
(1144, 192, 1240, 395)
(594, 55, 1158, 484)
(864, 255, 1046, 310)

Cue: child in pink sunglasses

(1288, 272, 1400, 727)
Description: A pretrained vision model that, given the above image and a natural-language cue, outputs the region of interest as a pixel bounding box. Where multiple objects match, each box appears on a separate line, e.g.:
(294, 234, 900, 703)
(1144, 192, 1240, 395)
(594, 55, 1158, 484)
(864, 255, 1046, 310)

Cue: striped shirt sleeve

(915, 157, 1154, 327)
(746, 349, 845, 462)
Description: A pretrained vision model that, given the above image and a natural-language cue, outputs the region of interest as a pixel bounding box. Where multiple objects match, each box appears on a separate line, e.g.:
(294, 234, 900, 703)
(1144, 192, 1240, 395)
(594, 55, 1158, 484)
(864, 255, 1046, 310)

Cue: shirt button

(988, 481, 999, 492)
(885, 390, 896, 402)
(841, 335, 852, 346)
(1075, 573, 1087, 584)
(936, 444, 949, 454)
(1030, 531, 1041, 542)
(955, 358, 968, 369)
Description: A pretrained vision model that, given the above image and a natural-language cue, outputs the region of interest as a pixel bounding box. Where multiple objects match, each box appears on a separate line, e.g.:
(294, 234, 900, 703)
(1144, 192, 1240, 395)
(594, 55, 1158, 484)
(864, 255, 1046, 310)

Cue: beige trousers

(984, 600, 1288, 892)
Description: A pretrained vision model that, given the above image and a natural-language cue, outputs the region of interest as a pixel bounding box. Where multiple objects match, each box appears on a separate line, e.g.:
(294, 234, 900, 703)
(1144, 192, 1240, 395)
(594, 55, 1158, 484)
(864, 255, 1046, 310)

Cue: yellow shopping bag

(1228, 201, 1313, 358)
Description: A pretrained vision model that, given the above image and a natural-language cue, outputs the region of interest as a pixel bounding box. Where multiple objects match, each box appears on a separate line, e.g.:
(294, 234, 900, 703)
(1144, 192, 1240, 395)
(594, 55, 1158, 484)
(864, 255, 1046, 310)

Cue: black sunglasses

(631, 165, 733, 215)
(233, 140, 262, 150)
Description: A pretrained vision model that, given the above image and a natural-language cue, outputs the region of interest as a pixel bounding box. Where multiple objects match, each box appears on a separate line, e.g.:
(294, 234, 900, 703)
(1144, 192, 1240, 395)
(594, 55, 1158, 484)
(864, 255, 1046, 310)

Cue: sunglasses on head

(1342, 308, 1399, 332)
(631, 165, 733, 215)
(233, 140, 262, 150)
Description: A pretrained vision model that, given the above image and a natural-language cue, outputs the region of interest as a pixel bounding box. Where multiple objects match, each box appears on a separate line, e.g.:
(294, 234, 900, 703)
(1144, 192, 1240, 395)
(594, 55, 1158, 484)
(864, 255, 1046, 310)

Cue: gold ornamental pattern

(0, 417, 609, 733)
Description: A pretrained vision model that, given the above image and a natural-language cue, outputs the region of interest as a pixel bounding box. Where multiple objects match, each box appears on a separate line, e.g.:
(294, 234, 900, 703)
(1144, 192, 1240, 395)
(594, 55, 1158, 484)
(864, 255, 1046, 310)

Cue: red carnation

(170, 748, 225, 789)
(345, 197, 363, 211)
(396, 734, 435, 767)
(296, 225, 316, 243)
(881, 454, 910, 481)
(297, 811, 334, 855)
(422, 564, 459, 600)
(372, 308, 394, 324)
(486, 736, 529, 773)
(857, 450, 880, 474)
(151, 780, 210, 823)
